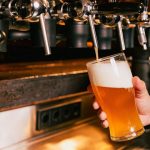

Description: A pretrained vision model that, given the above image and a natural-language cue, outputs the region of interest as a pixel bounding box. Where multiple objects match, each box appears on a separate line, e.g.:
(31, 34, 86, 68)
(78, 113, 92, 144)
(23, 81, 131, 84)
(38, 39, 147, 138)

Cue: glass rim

(86, 52, 126, 66)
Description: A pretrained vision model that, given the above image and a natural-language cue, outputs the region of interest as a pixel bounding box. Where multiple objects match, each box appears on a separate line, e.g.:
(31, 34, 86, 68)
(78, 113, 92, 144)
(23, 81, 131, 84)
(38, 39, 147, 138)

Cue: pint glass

(86, 53, 145, 142)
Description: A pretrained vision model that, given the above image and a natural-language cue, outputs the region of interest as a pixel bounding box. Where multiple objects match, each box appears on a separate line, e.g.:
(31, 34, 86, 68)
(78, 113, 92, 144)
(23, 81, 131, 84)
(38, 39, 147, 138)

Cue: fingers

(139, 114, 150, 127)
(101, 120, 109, 128)
(99, 111, 109, 128)
(99, 111, 107, 121)
(93, 100, 109, 128)
(132, 76, 146, 91)
(93, 101, 100, 110)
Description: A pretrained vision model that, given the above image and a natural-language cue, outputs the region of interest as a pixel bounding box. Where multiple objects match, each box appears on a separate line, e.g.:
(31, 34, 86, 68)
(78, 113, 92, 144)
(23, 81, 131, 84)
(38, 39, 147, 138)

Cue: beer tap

(31, 0, 52, 55)
(88, 14, 99, 59)
(117, 19, 125, 51)
(85, 1, 99, 59)
(98, 2, 144, 51)
(137, 0, 149, 50)
(80, 1, 99, 59)
(100, 14, 126, 50)
(26, 0, 52, 55)
(60, 0, 145, 52)
(0, 0, 52, 55)
(33, 0, 52, 55)
(55, 0, 99, 58)
(137, 25, 147, 50)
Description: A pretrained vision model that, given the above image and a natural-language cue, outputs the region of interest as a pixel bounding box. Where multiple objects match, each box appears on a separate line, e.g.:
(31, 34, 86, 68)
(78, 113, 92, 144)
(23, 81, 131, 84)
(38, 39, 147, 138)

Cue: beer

(87, 53, 145, 141)
(92, 86, 144, 141)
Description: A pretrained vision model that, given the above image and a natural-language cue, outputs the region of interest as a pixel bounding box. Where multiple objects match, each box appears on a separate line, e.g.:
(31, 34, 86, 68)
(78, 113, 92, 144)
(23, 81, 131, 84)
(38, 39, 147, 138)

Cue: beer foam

(87, 61, 132, 88)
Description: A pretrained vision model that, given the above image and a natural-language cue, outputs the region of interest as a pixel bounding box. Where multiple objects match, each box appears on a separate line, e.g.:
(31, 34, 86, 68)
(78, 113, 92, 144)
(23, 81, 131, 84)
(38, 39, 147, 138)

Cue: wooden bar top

(0, 58, 92, 111)
(0, 59, 91, 80)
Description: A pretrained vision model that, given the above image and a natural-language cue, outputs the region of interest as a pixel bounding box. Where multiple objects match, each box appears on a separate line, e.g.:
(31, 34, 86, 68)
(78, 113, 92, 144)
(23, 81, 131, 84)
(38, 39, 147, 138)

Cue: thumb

(132, 76, 148, 98)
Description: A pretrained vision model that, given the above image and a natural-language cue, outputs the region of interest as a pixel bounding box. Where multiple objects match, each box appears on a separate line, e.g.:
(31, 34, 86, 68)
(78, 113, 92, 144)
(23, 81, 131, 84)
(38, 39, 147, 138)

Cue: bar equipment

(0, 0, 149, 91)
(0, 0, 146, 53)
(0, 0, 53, 55)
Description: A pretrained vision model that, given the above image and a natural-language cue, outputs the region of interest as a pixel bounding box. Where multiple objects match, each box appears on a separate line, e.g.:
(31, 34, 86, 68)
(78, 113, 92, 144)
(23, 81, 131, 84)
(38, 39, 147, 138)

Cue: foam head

(87, 60, 132, 88)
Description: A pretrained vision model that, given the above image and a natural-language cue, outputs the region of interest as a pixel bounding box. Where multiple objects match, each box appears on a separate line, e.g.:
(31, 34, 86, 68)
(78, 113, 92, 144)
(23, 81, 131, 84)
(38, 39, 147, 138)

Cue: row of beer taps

(0, 0, 149, 55)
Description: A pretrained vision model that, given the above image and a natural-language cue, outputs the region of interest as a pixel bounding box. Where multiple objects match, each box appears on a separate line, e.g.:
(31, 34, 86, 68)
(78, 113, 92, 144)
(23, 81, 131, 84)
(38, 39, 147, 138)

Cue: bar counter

(28, 120, 150, 150)
(0, 58, 91, 111)
(4, 118, 150, 150)
(1, 58, 150, 150)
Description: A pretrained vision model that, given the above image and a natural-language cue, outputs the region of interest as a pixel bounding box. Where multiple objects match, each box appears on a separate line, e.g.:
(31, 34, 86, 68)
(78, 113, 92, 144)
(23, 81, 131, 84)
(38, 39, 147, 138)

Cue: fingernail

(93, 101, 99, 109)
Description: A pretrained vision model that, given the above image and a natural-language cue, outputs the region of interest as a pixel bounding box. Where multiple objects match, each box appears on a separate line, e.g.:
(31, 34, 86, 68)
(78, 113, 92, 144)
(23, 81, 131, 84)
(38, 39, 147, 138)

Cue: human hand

(93, 76, 150, 128)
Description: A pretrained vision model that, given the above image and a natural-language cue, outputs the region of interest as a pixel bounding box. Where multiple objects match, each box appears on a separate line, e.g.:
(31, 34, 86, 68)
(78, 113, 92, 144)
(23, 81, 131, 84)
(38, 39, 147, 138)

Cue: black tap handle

(98, 2, 144, 15)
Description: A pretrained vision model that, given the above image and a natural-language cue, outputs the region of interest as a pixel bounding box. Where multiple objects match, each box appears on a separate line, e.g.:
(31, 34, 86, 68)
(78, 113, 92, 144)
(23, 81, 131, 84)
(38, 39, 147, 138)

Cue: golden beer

(87, 53, 145, 141)
(92, 85, 144, 141)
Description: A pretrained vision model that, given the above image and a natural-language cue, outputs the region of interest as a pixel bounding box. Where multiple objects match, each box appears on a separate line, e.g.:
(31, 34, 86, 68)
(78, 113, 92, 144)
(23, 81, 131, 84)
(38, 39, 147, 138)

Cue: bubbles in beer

(87, 61, 132, 88)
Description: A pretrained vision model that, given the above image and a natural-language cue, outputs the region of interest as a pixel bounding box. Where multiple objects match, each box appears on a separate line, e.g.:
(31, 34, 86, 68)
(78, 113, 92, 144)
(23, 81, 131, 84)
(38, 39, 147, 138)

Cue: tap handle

(138, 25, 147, 50)
(88, 15, 99, 60)
(39, 13, 51, 55)
(88, 15, 98, 49)
(117, 21, 125, 51)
